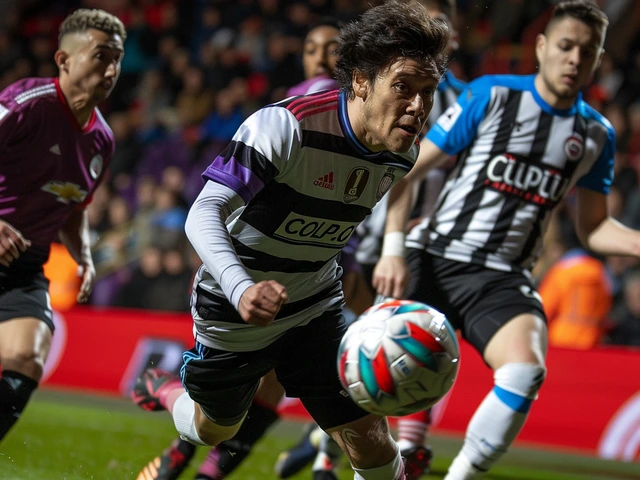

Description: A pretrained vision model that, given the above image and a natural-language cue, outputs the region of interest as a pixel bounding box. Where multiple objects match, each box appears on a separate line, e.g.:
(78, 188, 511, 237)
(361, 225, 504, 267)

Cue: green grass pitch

(0, 390, 637, 480)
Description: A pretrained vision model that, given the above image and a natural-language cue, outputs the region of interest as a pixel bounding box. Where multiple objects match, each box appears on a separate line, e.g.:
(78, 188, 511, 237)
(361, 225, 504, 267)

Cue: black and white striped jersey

(407, 74, 615, 272)
(356, 71, 467, 266)
(194, 90, 418, 349)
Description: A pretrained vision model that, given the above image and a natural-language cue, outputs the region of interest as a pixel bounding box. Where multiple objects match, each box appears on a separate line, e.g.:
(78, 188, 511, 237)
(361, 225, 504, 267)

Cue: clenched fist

(238, 280, 289, 326)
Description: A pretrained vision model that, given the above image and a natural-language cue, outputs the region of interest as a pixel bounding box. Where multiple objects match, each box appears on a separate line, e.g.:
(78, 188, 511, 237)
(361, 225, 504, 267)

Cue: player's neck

(533, 74, 576, 110)
(57, 77, 95, 127)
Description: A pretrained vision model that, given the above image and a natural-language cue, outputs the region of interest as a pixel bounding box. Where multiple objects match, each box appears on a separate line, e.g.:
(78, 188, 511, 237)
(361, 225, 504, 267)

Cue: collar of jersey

(529, 74, 580, 117)
(338, 89, 379, 157)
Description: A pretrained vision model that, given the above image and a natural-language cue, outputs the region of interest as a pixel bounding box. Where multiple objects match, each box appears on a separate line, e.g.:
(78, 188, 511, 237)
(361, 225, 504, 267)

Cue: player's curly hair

(58, 9, 127, 45)
(335, 0, 449, 100)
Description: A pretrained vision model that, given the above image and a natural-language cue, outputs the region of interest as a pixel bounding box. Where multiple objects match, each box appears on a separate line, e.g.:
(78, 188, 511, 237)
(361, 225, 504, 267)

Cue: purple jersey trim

(203, 155, 265, 204)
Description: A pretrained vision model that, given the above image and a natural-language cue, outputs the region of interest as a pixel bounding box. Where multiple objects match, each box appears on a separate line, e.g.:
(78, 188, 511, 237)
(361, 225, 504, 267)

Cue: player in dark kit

(374, 1, 640, 479)
(0, 9, 125, 442)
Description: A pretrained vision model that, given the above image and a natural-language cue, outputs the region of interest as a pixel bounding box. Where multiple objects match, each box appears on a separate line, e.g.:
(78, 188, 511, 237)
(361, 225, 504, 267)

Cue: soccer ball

(337, 300, 460, 416)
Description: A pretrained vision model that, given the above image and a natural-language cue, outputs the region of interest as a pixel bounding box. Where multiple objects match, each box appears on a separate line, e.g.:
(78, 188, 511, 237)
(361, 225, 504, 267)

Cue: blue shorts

(181, 310, 369, 429)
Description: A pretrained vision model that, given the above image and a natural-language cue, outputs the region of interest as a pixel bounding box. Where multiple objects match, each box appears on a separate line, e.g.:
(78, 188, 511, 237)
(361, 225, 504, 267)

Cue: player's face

(355, 58, 440, 153)
(66, 29, 124, 103)
(536, 17, 604, 108)
(302, 26, 340, 79)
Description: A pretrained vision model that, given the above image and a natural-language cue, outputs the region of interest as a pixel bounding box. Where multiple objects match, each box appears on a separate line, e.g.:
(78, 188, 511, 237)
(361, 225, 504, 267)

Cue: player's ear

(535, 33, 546, 65)
(352, 70, 369, 100)
(54, 50, 70, 73)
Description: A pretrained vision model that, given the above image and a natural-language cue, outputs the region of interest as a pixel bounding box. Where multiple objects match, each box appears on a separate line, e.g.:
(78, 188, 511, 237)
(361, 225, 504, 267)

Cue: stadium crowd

(4, 0, 640, 347)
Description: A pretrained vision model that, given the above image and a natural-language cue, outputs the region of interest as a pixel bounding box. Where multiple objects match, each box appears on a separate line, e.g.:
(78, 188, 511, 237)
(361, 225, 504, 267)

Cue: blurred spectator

(43, 243, 82, 312)
(606, 267, 640, 347)
(113, 245, 164, 310)
(538, 221, 613, 350)
(199, 88, 245, 144)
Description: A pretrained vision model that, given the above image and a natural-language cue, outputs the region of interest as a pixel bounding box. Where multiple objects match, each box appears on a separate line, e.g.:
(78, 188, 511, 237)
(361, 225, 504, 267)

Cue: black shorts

(0, 272, 54, 332)
(181, 310, 369, 430)
(406, 249, 546, 355)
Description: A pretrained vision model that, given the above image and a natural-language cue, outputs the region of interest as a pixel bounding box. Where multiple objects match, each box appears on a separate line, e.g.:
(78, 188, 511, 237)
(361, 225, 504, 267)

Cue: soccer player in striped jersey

(0, 9, 125, 443)
(133, 19, 346, 480)
(374, 1, 640, 478)
(131, 2, 449, 479)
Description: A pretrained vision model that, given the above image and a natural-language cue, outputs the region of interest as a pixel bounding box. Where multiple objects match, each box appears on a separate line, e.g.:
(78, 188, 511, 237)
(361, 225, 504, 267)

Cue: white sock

(445, 452, 484, 480)
(353, 445, 404, 480)
(172, 392, 208, 446)
(445, 363, 545, 478)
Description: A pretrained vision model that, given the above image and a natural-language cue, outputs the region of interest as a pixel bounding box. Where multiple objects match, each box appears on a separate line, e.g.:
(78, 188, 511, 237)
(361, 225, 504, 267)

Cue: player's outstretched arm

(0, 219, 31, 267)
(59, 208, 95, 302)
(575, 187, 640, 257)
(372, 139, 449, 299)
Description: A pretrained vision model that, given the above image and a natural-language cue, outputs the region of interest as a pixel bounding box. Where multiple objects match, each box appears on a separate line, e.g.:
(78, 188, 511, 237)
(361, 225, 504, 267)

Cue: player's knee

(194, 417, 242, 446)
(1, 351, 45, 382)
(494, 363, 546, 411)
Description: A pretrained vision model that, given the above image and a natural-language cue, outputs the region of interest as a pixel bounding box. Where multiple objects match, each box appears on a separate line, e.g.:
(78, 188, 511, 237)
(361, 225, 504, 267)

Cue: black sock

(0, 370, 38, 442)
(198, 402, 279, 478)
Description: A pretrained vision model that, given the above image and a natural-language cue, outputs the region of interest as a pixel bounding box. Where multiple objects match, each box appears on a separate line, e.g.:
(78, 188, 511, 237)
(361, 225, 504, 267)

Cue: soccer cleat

(274, 423, 319, 478)
(136, 438, 196, 480)
(402, 445, 433, 480)
(131, 368, 180, 412)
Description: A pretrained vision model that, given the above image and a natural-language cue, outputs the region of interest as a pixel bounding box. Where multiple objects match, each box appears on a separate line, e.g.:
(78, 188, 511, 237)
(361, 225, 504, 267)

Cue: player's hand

(238, 280, 289, 326)
(0, 220, 31, 267)
(372, 255, 409, 300)
(76, 261, 96, 303)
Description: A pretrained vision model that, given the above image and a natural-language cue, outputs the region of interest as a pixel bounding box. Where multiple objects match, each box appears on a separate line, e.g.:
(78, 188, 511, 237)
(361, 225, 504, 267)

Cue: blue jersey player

(374, 1, 640, 479)
(132, 3, 449, 480)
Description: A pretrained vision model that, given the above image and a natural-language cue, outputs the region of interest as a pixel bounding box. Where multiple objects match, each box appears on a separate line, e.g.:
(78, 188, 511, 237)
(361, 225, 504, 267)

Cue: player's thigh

(0, 274, 54, 373)
(325, 413, 397, 469)
(483, 312, 548, 369)
(406, 252, 547, 360)
(254, 369, 285, 408)
(181, 344, 272, 427)
(274, 310, 348, 402)
(0, 317, 52, 376)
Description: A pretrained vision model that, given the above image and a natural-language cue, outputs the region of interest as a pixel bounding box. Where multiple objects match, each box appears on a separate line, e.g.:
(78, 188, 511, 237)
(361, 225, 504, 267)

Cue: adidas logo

(314, 172, 335, 190)
(49, 144, 61, 155)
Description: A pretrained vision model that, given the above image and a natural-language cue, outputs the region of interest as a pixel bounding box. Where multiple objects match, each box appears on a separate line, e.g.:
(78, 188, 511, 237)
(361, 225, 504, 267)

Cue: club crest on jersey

(376, 167, 395, 201)
(89, 154, 103, 179)
(41, 181, 88, 204)
(344, 167, 370, 203)
(564, 134, 584, 162)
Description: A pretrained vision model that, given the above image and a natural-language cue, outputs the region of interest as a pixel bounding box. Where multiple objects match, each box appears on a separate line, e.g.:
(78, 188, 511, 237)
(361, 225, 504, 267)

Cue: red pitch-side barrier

(43, 307, 640, 462)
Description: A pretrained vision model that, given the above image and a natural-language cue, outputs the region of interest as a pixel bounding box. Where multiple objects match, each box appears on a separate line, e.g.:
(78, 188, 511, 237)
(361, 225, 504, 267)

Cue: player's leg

(302, 402, 405, 480)
(135, 371, 282, 480)
(0, 275, 54, 442)
(277, 310, 405, 480)
(0, 317, 51, 441)
(396, 410, 433, 480)
(445, 283, 547, 479)
(132, 347, 265, 447)
(194, 370, 283, 479)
